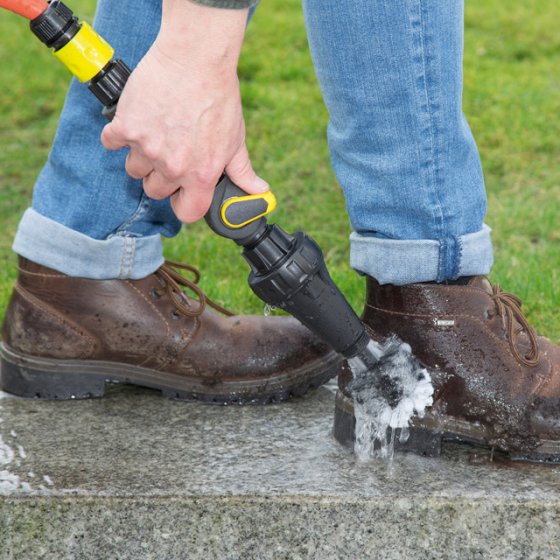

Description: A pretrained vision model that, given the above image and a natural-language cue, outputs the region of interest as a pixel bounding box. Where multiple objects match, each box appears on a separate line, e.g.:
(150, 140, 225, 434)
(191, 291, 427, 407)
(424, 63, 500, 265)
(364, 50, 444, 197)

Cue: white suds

(0, 432, 28, 494)
(0, 435, 15, 466)
(348, 337, 434, 460)
(0, 404, 54, 495)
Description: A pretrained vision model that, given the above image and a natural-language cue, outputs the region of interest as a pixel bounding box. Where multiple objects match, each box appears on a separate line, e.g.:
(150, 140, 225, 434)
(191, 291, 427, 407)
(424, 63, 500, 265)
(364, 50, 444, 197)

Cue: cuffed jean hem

(13, 209, 164, 280)
(350, 225, 494, 285)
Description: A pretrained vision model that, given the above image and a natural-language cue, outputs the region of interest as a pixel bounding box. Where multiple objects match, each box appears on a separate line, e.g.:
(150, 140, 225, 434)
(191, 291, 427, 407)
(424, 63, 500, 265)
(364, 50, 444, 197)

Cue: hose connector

(29, 0, 77, 49)
(29, 1, 130, 113)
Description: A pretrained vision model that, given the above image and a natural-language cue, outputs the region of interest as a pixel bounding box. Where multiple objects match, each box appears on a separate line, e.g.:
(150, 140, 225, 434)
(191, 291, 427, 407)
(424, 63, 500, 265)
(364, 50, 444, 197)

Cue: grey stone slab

(1, 382, 560, 559)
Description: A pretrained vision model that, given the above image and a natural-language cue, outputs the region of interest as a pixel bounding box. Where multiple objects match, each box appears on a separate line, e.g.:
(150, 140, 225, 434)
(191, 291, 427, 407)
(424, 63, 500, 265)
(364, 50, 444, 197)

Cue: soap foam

(0, 404, 54, 495)
(348, 336, 434, 460)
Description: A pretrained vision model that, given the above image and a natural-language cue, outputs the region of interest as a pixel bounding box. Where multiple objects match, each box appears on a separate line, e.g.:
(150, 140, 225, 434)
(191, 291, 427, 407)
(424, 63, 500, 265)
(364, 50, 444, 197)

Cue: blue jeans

(14, 0, 493, 284)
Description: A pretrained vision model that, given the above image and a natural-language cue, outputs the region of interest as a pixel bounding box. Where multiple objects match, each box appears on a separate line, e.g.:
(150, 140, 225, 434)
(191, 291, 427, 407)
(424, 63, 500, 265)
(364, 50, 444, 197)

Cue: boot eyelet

(151, 288, 162, 299)
(171, 310, 181, 320)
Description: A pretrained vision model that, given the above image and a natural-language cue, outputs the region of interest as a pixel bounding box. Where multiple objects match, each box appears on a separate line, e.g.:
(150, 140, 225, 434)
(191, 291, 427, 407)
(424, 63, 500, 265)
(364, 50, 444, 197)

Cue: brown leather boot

(0, 257, 340, 404)
(334, 276, 560, 462)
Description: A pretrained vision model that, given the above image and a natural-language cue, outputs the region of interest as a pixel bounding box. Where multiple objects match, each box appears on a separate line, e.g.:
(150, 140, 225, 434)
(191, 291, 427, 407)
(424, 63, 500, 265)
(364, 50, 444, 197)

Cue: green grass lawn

(0, 0, 558, 342)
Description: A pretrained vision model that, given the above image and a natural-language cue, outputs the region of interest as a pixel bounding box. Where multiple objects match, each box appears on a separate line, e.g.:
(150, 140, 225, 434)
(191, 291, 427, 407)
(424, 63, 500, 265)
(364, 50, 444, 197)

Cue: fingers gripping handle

(97, 73, 275, 239)
(25, 2, 277, 242)
(204, 175, 277, 243)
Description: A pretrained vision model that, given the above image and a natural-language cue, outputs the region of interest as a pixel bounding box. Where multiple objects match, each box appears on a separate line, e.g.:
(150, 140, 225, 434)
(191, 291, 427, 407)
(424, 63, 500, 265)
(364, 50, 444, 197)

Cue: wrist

(156, 0, 248, 71)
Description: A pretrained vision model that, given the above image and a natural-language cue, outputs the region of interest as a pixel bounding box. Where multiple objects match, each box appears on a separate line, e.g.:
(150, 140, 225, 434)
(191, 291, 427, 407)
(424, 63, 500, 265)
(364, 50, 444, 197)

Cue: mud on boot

(334, 276, 560, 463)
(1, 258, 341, 405)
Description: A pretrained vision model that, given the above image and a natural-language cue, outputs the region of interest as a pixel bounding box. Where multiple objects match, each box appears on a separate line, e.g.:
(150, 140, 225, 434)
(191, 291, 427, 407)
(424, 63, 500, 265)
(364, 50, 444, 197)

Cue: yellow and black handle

(204, 176, 276, 243)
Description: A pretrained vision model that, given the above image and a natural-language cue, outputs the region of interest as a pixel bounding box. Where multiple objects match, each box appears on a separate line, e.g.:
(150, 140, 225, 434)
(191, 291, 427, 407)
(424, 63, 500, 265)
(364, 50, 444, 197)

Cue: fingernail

(254, 176, 269, 193)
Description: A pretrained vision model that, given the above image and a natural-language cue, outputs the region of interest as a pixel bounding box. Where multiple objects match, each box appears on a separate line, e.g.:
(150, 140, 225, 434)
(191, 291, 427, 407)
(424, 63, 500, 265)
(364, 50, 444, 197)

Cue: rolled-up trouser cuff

(350, 225, 494, 285)
(13, 209, 164, 280)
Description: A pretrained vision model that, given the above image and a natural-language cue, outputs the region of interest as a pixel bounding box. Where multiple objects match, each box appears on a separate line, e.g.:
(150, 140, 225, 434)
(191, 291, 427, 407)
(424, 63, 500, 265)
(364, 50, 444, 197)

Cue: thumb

(100, 121, 127, 151)
(225, 144, 269, 194)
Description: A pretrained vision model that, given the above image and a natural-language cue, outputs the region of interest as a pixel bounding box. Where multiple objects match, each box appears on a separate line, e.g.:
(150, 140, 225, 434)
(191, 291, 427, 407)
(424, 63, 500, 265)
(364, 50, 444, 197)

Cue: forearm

(101, 0, 266, 225)
(158, 0, 249, 72)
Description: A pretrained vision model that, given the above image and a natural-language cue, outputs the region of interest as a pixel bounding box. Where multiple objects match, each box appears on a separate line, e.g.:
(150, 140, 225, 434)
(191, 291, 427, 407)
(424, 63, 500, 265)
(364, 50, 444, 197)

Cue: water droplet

(388, 427, 397, 462)
(399, 427, 410, 444)
(263, 304, 277, 317)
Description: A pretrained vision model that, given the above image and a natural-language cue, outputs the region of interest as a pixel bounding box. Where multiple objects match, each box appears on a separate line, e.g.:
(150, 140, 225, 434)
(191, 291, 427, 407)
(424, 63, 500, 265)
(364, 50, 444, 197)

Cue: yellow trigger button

(221, 191, 277, 229)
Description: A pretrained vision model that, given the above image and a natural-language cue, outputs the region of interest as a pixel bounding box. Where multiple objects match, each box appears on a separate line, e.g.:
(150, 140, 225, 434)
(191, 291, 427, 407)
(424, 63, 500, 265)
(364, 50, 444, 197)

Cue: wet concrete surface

(1, 381, 559, 559)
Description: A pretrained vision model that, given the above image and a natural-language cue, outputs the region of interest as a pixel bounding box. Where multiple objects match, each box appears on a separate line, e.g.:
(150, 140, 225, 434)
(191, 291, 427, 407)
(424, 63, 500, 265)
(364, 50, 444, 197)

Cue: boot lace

(490, 284, 540, 367)
(153, 260, 234, 318)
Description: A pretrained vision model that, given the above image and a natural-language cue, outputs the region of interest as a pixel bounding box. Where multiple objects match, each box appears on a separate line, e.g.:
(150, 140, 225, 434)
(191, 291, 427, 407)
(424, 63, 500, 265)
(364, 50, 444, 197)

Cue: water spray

(1, 0, 434, 458)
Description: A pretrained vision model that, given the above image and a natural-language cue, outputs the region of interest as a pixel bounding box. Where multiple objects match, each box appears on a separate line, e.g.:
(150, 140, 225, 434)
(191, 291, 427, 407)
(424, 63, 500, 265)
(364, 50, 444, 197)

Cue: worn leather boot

(0, 257, 341, 404)
(334, 276, 560, 462)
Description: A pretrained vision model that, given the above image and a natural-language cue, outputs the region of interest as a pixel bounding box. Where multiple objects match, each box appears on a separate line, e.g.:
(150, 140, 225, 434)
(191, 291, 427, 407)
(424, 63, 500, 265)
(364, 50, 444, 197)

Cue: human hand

(100, 0, 268, 223)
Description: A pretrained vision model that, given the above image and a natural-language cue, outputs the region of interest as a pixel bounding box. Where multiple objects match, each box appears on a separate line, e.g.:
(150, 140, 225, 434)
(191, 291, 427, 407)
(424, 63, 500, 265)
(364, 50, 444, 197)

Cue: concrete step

(1, 382, 559, 559)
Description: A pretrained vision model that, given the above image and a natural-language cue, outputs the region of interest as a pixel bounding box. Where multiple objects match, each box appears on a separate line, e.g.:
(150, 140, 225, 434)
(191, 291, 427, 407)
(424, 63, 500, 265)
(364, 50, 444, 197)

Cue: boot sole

(334, 390, 560, 464)
(0, 343, 341, 405)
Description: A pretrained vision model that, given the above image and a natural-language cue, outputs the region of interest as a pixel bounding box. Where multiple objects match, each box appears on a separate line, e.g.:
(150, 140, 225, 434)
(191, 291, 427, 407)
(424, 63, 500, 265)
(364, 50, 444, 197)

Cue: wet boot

(334, 276, 560, 462)
(0, 257, 341, 404)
